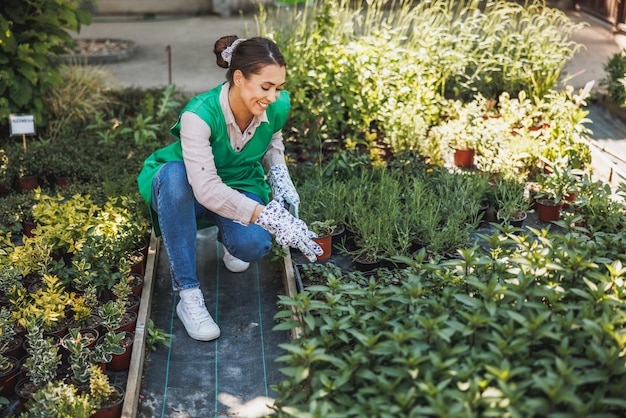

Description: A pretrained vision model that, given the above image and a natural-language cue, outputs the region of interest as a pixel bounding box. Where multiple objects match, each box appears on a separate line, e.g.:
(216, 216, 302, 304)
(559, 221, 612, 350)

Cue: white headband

(221, 38, 246, 67)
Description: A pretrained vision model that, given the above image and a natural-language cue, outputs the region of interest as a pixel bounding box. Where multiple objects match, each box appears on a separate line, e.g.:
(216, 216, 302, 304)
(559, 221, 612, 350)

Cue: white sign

(9, 114, 35, 136)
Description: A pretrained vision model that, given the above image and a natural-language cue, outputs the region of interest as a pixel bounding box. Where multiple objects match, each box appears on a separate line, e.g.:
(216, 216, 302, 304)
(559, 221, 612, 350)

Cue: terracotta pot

(0, 356, 21, 397)
(129, 250, 145, 276)
(135, 238, 150, 260)
(129, 273, 144, 296)
(125, 294, 141, 314)
(1, 334, 25, 359)
(92, 385, 125, 418)
(21, 221, 38, 238)
(63, 327, 100, 349)
(115, 311, 137, 334)
(66, 313, 103, 335)
(15, 377, 37, 412)
(109, 274, 143, 300)
(453, 148, 475, 168)
(312, 235, 332, 261)
(105, 331, 134, 371)
(563, 192, 577, 209)
(536, 199, 564, 223)
(54, 175, 73, 188)
(43, 318, 69, 339)
(15, 175, 39, 193)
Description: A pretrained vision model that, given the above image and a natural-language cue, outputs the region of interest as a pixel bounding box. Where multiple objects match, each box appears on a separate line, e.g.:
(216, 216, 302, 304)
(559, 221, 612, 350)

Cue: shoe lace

(184, 293, 212, 324)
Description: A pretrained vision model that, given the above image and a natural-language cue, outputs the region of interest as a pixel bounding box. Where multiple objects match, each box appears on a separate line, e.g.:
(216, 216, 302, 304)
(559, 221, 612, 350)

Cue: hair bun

(220, 38, 246, 67)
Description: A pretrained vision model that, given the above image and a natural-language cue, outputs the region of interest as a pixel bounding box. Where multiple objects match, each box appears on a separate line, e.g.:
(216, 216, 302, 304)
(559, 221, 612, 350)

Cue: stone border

(61, 39, 137, 65)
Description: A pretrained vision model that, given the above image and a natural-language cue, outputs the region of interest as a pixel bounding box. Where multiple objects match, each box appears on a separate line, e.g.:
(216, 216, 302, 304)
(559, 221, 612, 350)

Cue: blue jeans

(151, 161, 272, 290)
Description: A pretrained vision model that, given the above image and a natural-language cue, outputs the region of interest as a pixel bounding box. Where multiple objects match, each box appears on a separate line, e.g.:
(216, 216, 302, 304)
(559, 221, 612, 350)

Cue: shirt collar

(219, 82, 269, 128)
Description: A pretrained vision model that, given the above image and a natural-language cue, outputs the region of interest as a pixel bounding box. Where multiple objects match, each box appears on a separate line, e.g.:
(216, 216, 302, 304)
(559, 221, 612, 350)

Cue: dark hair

(213, 36, 286, 84)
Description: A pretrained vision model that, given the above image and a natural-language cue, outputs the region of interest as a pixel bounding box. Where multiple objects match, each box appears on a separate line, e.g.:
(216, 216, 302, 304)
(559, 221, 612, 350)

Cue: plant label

(9, 114, 35, 136)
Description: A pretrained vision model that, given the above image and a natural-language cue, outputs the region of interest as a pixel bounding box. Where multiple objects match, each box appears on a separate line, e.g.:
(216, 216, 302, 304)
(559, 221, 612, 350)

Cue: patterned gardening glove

(268, 165, 300, 215)
(255, 200, 323, 262)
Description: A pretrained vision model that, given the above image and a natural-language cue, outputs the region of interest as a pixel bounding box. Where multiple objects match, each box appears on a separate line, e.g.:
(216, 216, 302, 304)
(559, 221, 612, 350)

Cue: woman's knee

(154, 162, 192, 202)
(228, 230, 272, 262)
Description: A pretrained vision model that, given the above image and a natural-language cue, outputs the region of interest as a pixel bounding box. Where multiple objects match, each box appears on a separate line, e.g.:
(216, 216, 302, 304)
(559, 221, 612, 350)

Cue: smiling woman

(136, 35, 323, 343)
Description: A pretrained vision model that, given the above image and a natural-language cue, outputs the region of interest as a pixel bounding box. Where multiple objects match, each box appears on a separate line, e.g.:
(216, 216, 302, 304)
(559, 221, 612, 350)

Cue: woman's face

(234, 64, 286, 116)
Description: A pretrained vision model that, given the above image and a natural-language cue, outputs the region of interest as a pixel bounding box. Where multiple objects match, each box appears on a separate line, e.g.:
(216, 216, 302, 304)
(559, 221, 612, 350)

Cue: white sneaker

(176, 289, 220, 341)
(221, 244, 250, 273)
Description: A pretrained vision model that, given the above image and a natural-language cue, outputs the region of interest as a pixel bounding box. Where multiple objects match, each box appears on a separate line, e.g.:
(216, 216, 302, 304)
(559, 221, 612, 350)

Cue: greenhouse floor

(137, 227, 290, 418)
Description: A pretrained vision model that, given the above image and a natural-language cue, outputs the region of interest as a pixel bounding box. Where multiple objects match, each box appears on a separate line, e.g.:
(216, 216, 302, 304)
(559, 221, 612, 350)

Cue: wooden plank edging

(121, 231, 160, 418)
(280, 246, 303, 339)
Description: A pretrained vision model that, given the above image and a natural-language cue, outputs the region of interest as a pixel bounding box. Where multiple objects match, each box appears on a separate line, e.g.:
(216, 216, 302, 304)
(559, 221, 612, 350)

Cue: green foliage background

(257, 0, 584, 161)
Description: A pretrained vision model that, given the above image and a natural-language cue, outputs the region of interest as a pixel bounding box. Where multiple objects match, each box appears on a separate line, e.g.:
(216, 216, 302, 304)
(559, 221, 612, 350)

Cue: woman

(137, 35, 322, 342)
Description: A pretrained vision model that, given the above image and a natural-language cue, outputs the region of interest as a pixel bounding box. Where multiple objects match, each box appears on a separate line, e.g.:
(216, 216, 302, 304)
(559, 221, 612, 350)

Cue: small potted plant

(66, 286, 102, 331)
(16, 274, 72, 337)
(432, 118, 478, 168)
(24, 380, 96, 417)
(536, 164, 583, 222)
(16, 316, 62, 407)
(0, 307, 23, 360)
(89, 364, 125, 418)
(0, 353, 21, 398)
(8, 141, 45, 193)
(308, 219, 337, 261)
(0, 191, 38, 235)
(31, 191, 92, 257)
(91, 331, 126, 370)
(493, 176, 529, 227)
(429, 99, 485, 168)
(41, 146, 79, 188)
(62, 327, 101, 388)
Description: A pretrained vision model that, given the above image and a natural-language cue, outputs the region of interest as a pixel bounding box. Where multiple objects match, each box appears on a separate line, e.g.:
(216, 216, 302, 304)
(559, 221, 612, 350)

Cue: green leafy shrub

(24, 380, 96, 418)
(258, 0, 584, 160)
(0, 0, 93, 127)
(273, 228, 626, 416)
(600, 49, 626, 107)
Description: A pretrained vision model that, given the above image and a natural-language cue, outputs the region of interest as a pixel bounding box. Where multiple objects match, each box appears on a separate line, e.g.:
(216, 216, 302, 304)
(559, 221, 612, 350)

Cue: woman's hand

(254, 200, 322, 261)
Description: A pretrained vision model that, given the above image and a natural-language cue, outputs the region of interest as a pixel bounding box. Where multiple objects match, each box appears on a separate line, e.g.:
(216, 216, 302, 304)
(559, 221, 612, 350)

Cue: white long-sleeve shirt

(180, 83, 286, 225)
